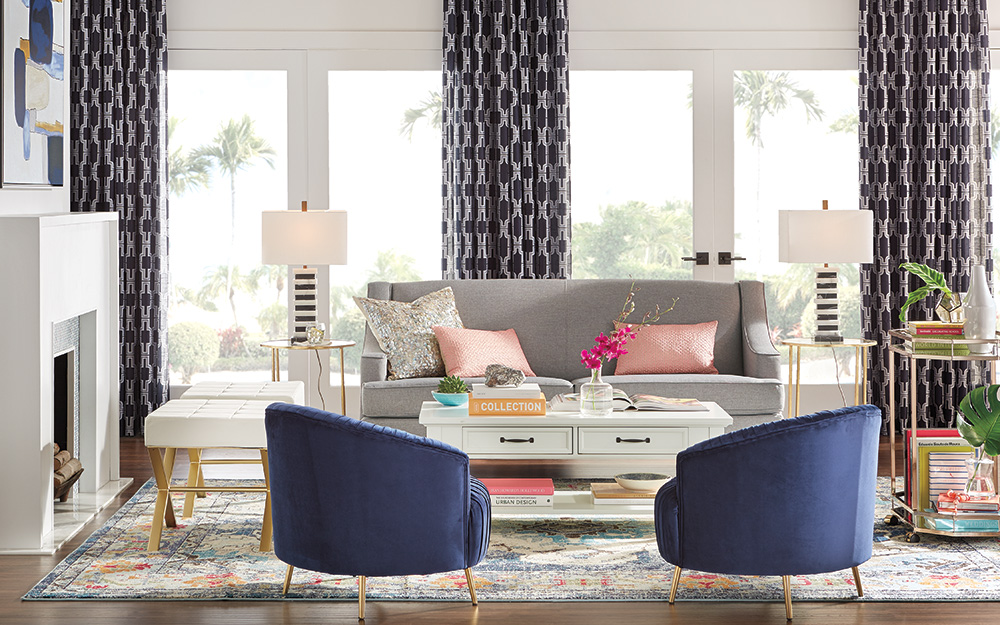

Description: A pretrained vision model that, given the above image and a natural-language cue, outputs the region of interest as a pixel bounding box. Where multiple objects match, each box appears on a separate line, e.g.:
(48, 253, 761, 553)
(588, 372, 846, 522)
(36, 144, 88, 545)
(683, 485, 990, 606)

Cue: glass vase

(964, 456, 996, 499)
(580, 369, 614, 417)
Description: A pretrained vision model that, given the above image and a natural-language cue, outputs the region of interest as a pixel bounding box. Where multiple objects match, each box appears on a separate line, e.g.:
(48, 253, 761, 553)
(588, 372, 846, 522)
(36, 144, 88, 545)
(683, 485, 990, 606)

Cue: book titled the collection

(480, 478, 554, 507)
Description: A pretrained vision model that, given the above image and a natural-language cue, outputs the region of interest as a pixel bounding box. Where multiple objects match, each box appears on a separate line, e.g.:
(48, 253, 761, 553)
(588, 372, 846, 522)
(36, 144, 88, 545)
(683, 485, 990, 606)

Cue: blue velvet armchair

(264, 403, 491, 619)
(655, 405, 881, 619)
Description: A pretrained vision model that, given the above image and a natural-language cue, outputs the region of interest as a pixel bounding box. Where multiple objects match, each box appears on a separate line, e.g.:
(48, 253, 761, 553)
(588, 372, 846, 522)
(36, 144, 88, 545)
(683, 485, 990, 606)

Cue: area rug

(24, 477, 1000, 602)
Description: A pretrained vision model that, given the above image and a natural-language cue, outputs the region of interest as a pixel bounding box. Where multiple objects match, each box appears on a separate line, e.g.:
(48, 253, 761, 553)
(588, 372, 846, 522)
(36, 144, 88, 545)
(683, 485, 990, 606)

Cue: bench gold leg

(183, 448, 201, 518)
(283, 564, 294, 595)
(162, 448, 177, 528)
(147, 447, 177, 551)
(259, 449, 273, 552)
(669, 566, 681, 604)
(464, 568, 478, 605)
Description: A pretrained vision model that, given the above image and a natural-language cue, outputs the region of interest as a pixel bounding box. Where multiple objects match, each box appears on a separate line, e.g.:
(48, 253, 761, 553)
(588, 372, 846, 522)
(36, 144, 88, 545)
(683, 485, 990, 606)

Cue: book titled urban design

(480, 478, 554, 507)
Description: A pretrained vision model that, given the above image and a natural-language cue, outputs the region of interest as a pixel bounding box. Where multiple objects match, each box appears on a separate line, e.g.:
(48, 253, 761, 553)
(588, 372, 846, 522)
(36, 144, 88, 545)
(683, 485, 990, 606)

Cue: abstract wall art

(3, 0, 64, 186)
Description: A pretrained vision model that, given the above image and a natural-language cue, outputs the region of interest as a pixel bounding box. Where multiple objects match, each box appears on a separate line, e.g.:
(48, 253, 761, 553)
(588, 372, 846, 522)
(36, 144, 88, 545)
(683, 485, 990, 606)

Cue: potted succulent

(432, 375, 470, 406)
(957, 385, 1000, 497)
(898, 262, 963, 323)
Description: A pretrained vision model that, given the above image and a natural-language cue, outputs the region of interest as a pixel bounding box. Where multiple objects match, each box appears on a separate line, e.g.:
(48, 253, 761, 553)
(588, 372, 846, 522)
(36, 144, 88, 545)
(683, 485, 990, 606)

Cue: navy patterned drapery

(70, 0, 168, 436)
(860, 0, 992, 430)
(442, 0, 571, 279)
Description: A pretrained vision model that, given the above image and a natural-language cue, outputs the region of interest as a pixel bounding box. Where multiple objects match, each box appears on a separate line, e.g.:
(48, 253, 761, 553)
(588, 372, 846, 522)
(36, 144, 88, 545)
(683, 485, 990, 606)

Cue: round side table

(780, 338, 876, 418)
(260, 339, 356, 414)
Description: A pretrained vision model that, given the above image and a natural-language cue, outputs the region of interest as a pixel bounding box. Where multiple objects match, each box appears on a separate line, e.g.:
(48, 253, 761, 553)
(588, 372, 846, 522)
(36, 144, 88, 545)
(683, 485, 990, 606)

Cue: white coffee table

(419, 401, 733, 515)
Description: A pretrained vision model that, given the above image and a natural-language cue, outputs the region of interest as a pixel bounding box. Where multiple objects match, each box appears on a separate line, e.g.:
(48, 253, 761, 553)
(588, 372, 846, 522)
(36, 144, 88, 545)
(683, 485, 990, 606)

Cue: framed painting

(3, 0, 64, 186)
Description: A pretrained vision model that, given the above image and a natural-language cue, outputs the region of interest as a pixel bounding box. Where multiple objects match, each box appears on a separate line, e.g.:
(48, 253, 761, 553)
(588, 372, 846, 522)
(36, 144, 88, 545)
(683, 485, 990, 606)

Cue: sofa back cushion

(367, 279, 745, 380)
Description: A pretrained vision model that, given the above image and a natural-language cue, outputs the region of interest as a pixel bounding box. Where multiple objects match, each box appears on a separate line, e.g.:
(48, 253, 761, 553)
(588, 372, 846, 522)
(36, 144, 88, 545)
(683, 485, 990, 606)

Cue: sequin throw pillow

(353, 287, 465, 380)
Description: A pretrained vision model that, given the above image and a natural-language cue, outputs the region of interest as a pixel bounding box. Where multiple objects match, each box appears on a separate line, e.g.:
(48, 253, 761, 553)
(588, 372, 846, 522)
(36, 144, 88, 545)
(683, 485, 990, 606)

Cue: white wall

(0, 0, 70, 215)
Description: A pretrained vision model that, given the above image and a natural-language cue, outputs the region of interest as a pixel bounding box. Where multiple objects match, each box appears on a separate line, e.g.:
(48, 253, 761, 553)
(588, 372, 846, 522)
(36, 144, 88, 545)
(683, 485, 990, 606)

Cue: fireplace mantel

(0, 212, 131, 554)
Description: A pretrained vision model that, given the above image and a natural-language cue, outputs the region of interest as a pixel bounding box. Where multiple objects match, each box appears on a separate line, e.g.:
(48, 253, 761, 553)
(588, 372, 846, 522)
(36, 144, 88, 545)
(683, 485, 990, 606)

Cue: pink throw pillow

(614, 321, 719, 375)
(432, 326, 536, 378)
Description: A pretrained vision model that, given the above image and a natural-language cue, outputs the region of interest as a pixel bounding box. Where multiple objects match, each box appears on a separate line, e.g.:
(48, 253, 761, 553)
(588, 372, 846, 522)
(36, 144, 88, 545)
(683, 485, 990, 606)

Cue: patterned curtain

(70, 0, 168, 436)
(860, 0, 992, 430)
(442, 0, 571, 279)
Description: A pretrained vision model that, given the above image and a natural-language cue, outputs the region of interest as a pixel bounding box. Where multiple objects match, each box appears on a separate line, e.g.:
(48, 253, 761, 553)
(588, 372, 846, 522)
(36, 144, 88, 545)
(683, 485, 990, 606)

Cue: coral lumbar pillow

(613, 321, 719, 375)
(432, 326, 536, 378)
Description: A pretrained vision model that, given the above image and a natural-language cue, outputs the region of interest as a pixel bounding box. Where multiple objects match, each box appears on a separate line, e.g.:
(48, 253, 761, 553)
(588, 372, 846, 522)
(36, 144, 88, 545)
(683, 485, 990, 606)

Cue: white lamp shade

(778, 210, 874, 264)
(261, 210, 348, 266)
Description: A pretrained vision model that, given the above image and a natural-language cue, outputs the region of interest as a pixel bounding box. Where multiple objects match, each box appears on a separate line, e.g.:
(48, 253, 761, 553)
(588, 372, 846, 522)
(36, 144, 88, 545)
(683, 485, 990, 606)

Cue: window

(167, 70, 289, 385)
(731, 69, 859, 383)
(327, 71, 441, 376)
(570, 71, 694, 279)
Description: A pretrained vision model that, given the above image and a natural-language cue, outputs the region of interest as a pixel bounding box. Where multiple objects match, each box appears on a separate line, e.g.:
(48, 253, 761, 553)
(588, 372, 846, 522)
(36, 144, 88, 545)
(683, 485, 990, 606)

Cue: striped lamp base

(292, 267, 318, 343)
(814, 266, 844, 343)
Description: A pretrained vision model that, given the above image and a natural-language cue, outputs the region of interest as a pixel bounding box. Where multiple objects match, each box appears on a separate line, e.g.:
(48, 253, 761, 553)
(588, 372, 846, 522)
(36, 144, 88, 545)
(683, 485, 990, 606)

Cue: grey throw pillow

(354, 287, 464, 380)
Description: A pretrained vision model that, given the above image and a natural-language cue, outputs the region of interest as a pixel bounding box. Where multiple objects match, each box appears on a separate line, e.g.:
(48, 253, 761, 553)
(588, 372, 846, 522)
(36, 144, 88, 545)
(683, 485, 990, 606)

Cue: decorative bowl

(614, 472, 670, 492)
(432, 391, 469, 406)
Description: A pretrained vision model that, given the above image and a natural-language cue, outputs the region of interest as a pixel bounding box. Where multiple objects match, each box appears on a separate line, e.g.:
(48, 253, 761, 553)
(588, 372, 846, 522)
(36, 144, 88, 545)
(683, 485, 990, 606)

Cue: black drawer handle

(616, 437, 651, 444)
(500, 437, 534, 444)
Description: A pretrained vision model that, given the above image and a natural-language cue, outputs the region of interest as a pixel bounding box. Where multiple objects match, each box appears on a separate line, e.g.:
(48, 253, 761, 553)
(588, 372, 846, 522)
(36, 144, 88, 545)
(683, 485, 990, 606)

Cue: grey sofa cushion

(362, 376, 573, 418)
(581, 374, 784, 418)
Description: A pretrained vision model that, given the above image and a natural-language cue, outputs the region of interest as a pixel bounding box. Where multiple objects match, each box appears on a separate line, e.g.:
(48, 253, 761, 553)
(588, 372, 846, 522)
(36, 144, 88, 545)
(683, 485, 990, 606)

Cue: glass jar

(964, 456, 996, 499)
(580, 368, 614, 417)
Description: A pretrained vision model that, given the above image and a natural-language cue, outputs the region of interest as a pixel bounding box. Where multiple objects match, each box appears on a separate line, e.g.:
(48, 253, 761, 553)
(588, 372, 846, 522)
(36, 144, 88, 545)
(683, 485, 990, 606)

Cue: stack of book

(590, 482, 656, 506)
(468, 383, 546, 416)
(906, 321, 968, 355)
(902, 428, 973, 511)
(931, 494, 1000, 532)
(480, 478, 554, 508)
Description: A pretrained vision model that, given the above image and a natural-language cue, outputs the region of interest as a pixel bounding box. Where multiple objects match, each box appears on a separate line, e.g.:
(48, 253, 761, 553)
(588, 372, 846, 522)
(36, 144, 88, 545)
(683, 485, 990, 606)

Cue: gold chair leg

(783, 575, 793, 620)
(669, 566, 681, 604)
(464, 568, 478, 605)
(852, 566, 864, 598)
(358, 575, 366, 620)
(259, 449, 273, 552)
(182, 448, 201, 518)
(282, 564, 294, 595)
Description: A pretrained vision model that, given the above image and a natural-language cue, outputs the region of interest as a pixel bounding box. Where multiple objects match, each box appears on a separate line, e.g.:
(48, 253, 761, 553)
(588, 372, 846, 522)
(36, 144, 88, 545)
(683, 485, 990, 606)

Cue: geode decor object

(484, 364, 525, 387)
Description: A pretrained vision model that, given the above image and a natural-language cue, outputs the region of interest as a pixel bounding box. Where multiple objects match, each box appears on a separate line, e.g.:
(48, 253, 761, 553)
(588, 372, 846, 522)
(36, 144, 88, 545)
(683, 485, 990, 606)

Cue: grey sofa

(360, 279, 783, 435)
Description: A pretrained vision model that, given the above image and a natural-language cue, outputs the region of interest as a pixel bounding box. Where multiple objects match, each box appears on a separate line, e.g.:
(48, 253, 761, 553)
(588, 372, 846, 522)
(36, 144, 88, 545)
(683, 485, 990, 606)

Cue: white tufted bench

(176, 382, 304, 518)
(144, 399, 274, 552)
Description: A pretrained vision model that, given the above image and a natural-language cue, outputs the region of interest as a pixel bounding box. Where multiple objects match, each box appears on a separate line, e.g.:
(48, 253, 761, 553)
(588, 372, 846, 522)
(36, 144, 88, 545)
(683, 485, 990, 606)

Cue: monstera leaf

(958, 385, 1000, 457)
(898, 262, 954, 323)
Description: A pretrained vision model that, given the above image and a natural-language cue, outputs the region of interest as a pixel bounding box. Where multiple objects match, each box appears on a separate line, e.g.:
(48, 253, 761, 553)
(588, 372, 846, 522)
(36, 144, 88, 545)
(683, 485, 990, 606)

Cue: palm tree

(366, 250, 422, 283)
(167, 117, 211, 197)
(400, 91, 442, 141)
(194, 264, 260, 329)
(194, 115, 276, 284)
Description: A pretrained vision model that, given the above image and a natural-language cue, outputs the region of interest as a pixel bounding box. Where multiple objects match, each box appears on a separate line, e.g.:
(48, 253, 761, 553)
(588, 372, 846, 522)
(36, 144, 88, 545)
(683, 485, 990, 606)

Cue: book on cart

(924, 509, 1000, 532)
(935, 493, 1000, 514)
(467, 393, 546, 416)
(590, 482, 657, 505)
(902, 429, 968, 508)
(549, 391, 707, 413)
(906, 321, 965, 335)
(471, 383, 542, 399)
(480, 478, 554, 507)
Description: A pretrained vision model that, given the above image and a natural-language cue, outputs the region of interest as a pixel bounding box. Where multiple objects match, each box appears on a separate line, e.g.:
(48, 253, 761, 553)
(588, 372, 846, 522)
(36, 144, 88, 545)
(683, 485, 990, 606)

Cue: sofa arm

(738, 280, 780, 380)
(361, 352, 388, 384)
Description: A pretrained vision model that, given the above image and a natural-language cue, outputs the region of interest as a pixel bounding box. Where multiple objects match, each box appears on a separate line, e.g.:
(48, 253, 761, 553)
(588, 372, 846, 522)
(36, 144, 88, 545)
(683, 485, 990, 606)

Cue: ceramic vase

(963, 264, 996, 355)
(580, 369, 613, 417)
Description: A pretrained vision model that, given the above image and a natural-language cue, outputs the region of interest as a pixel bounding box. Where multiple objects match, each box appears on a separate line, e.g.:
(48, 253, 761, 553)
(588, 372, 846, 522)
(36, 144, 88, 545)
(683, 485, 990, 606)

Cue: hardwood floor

(0, 437, 985, 624)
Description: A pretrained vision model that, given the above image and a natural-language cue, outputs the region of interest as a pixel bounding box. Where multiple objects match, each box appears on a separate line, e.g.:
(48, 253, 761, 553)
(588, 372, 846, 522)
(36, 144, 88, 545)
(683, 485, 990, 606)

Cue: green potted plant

(898, 262, 962, 323)
(957, 385, 1000, 496)
(433, 375, 470, 406)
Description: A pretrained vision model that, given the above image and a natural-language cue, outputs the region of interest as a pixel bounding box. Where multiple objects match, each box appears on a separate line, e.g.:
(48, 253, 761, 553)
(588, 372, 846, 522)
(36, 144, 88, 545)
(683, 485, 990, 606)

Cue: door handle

(681, 252, 710, 266)
(718, 252, 746, 265)
(499, 437, 534, 444)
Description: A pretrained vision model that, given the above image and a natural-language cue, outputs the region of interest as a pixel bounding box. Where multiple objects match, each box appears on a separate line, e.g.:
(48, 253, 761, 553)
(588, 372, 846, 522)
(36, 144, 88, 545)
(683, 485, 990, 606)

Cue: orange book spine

(467, 393, 546, 416)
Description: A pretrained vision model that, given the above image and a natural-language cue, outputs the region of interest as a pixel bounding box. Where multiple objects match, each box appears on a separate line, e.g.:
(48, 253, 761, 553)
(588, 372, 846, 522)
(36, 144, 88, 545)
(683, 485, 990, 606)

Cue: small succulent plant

(437, 375, 469, 394)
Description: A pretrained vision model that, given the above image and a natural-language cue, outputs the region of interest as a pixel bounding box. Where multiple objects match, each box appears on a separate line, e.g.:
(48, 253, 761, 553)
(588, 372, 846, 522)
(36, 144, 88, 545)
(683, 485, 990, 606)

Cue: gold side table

(781, 338, 876, 418)
(260, 339, 355, 414)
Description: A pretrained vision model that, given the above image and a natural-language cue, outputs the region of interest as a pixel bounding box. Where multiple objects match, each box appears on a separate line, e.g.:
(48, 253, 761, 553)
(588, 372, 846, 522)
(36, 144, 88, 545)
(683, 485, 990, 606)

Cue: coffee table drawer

(578, 427, 688, 455)
(463, 427, 573, 455)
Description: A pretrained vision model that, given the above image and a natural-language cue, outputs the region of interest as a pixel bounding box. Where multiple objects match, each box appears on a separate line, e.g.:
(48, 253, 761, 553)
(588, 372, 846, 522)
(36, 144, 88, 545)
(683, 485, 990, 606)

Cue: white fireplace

(0, 212, 131, 554)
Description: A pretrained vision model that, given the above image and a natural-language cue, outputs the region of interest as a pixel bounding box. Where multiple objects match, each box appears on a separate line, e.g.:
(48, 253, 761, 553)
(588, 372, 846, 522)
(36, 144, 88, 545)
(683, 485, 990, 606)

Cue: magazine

(549, 391, 707, 412)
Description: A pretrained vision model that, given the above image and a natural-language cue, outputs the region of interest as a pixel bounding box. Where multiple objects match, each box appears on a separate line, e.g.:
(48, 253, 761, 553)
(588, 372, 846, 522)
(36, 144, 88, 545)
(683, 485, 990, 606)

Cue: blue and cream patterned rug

(24, 477, 1000, 601)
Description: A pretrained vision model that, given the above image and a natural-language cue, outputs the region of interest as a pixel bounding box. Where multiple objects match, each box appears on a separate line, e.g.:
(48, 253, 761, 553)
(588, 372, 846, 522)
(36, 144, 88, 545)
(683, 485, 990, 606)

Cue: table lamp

(262, 201, 348, 343)
(778, 201, 874, 342)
